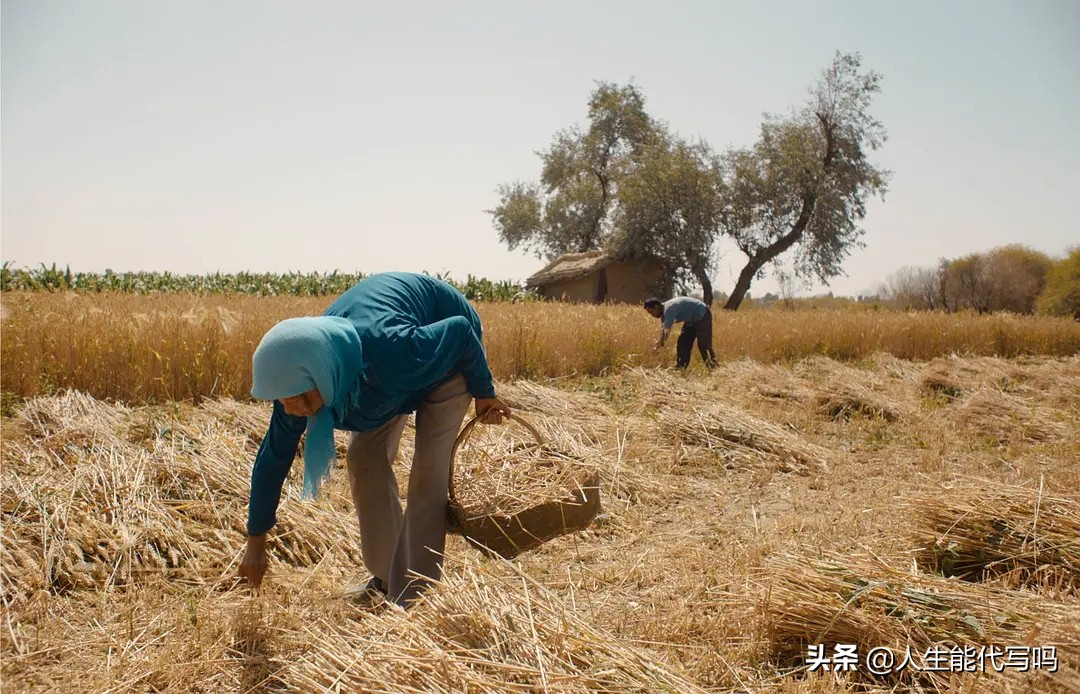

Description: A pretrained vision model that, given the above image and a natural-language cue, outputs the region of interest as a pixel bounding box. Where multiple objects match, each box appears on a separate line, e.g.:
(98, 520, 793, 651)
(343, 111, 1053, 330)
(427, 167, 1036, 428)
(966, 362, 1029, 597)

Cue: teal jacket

(247, 272, 495, 536)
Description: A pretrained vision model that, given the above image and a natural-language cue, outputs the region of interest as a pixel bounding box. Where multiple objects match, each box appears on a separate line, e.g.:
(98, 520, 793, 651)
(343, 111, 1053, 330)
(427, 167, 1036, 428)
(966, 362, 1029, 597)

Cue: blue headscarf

(250, 317, 364, 498)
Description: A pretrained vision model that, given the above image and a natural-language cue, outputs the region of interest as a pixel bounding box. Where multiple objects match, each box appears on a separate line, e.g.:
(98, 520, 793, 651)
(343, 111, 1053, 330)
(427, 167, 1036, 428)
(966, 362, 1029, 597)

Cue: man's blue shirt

(661, 296, 708, 330)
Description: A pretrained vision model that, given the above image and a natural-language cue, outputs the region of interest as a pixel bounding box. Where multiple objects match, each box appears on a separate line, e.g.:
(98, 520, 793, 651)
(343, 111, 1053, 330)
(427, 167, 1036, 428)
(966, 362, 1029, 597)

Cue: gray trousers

(346, 375, 472, 606)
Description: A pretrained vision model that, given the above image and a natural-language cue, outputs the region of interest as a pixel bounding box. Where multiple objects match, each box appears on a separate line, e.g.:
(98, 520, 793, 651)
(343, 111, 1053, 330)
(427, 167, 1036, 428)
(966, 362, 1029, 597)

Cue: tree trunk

(723, 192, 818, 311)
(692, 268, 713, 306)
(722, 114, 838, 312)
(724, 261, 761, 311)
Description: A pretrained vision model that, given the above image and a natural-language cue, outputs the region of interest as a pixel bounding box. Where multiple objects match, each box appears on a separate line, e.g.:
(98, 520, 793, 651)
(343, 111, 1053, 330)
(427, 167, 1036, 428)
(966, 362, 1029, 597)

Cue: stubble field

(1, 294, 1078, 692)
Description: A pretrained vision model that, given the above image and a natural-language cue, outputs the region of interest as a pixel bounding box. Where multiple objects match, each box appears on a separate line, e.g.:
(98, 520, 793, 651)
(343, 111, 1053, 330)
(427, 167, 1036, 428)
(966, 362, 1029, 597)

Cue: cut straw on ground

(3, 352, 1077, 693)
(947, 388, 1072, 445)
(908, 479, 1080, 595)
(452, 417, 601, 517)
(654, 403, 831, 475)
(763, 551, 1080, 692)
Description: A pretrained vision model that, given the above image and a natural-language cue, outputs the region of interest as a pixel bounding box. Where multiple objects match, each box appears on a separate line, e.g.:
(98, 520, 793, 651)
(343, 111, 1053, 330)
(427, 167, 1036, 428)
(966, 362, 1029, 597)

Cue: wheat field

(3, 292, 1079, 404)
(2, 305, 1078, 693)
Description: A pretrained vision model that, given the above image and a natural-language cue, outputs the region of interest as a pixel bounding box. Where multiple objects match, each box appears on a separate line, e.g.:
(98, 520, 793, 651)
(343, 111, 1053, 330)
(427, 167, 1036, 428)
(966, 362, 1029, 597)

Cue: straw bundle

(618, 368, 832, 471)
(866, 352, 921, 381)
(448, 415, 601, 558)
(910, 482, 1080, 594)
(16, 388, 130, 445)
(749, 357, 906, 422)
(949, 388, 1070, 445)
(918, 359, 966, 399)
(813, 384, 903, 422)
(496, 380, 614, 441)
(793, 355, 886, 387)
(721, 359, 814, 404)
(655, 402, 830, 474)
(764, 552, 1080, 691)
(1006, 355, 1080, 407)
(614, 368, 702, 414)
(1, 391, 363, 606)
(631, 366, 700, 393)
(497, 380, 612, 421)
(197, 397, 270, 449)
(918, 355, 1013, 399)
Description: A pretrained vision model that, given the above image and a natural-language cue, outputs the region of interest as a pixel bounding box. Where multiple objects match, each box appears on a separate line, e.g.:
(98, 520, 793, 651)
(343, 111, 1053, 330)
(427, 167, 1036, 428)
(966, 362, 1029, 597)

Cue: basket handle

(448, 412, 546, 507)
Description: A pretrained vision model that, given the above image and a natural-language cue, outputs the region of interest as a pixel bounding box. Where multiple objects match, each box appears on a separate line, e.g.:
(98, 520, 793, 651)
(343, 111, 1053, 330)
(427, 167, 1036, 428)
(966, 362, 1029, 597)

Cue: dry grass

(910, 481, 1080, 596)
(948, 388, 1072, 445)
(3, 353, 1079, 693)
(495, 381, 616, 444)
(719, 358, 910, 423)
(1005, 356, 1080, 407)
(282, 560, 713, 693)
(654, 403, 831, 475)
(617, 368, 831, 473)
(736, 361, 817, 403)
(1, 391, 360, 601)
(3, 291, 1079, 403)
(452, 418, 600, 517)
(1, 392, 699, 692)
(918, 355, 1016, 400)
(796, 358, 908, 422)
(813, 388, 902, 422)
(764, 551, 1080, 692)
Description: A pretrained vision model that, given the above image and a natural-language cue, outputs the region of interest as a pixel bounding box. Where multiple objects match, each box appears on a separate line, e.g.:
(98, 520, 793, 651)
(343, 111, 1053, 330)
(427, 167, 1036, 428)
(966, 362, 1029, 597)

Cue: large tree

(492, 54, 888, 307)
(489, 81, 724, 302)
(489, 82, 657, 260)
(612, 135, 723, 302)
(718, 52, 889, 310)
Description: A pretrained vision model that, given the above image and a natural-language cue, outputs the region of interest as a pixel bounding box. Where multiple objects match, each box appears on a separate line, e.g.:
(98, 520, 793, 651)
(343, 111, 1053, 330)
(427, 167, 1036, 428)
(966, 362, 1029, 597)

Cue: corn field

(0, 263, 532, 301)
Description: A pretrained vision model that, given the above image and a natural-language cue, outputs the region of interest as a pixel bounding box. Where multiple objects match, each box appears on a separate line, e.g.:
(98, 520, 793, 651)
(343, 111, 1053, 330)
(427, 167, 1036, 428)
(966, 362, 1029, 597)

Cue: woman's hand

(475, 397, 512, 425)
(239, 533, 269, 590)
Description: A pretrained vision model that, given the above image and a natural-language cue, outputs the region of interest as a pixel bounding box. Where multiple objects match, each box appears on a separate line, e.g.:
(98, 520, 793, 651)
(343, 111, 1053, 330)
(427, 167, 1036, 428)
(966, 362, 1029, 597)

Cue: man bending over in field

(239, 272, 511, 607)
(644, 296, 717, 369)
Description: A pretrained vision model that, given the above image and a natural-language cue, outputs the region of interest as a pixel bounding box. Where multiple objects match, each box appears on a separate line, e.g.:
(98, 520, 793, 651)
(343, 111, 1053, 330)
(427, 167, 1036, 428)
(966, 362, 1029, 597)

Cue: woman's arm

(240, 401, 305, 588)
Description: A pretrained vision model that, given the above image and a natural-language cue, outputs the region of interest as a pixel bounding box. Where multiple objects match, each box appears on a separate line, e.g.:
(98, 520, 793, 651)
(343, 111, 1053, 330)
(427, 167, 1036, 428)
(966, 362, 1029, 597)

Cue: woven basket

(446, 413, 601, 559)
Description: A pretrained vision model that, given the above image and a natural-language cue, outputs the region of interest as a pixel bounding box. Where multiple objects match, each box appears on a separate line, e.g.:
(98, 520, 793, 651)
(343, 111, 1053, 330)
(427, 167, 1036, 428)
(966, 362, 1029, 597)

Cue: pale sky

(2, 0, 1078, 297)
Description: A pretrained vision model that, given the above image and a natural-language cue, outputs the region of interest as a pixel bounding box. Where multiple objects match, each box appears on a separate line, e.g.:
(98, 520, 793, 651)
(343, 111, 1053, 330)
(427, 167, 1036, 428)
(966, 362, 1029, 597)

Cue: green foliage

(489, 81, 723, 301)
(491, 54, 890, 311)
(719, 52, 889, 310)
(613, 136, 723, 301)
(1036, 247, 1080, 320)
(0, 263, 532, 302)
(490, 81, 659, 261)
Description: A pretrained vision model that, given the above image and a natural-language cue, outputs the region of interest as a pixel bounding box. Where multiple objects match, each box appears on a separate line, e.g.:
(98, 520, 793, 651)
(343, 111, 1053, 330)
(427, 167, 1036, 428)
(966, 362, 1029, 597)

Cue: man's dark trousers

(675, 308, 717, 369)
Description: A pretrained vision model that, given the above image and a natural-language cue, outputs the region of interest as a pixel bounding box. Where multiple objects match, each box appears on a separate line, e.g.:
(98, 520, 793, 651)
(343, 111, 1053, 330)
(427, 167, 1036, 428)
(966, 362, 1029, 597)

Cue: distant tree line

(880, 245, 1080, 319)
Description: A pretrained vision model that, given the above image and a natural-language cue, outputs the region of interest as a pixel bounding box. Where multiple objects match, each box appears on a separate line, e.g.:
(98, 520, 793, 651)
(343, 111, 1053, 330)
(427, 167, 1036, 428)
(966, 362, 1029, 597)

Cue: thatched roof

(525, 250, 614, 287)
